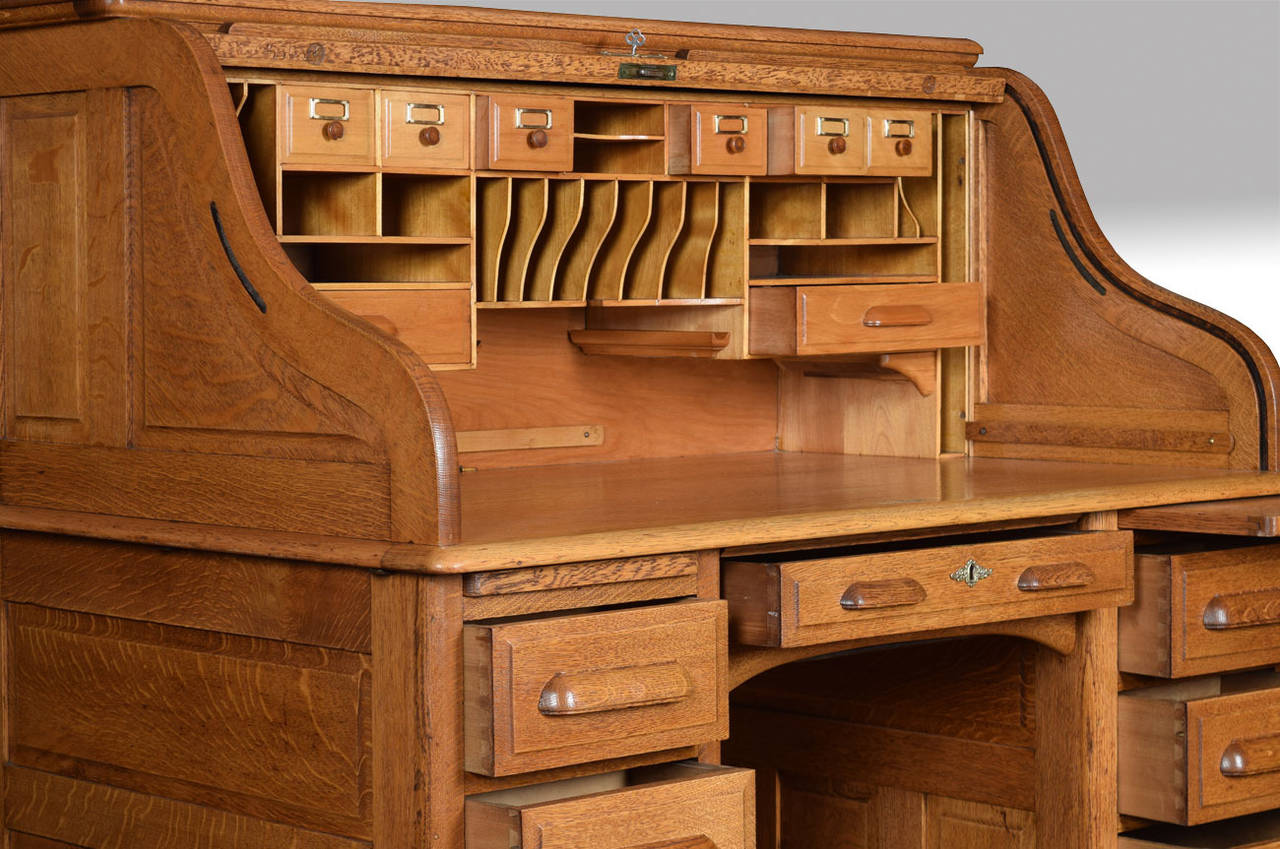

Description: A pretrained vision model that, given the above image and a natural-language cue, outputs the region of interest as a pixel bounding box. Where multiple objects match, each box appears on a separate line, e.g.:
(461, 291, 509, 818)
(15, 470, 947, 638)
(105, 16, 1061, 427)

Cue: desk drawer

(787, 106, 867, 175)
(480, 94, 573, 171)
(1122, 543, 1280, 678)
(867, 109, 934, 176)
(723, 531, 1132, 647)
(279, 84, 375, 167)
(1121, 675, 1280, 826)
(466, 763, 754, 849)
(464, 601, 728, 776)
(685, 103, 769, 175)
(381, 90, 471, 169)
(321, 288, 472, 366)
(1121, 810, 1280, 848)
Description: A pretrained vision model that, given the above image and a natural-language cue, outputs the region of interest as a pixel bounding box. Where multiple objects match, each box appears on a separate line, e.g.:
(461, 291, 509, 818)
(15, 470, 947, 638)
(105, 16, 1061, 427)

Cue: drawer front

(280, 85, 375, 166)
(382, 90, 471, 169)
(1192, 686, 1280, 822)
(464, 601, 728, 776)
(690, 103, 768, 175)
(1120, 809, 1280, 848)
(867, 109, 933, 176)
(466, 764, 754, 849)
(321, 288, 472, 366)
(484, 94, 573, 171)
(793, 107, 868, 175)
(724, 531, 1132, 647)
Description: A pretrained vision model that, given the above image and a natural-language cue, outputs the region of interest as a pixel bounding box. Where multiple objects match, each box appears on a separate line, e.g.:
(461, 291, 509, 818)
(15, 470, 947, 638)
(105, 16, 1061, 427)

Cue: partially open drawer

(466, 763, 754, 849)
(722, 530, 1132, 647)
(465, 601, 728, 776)
(1121, 673, 1280, 826)
(1122, 809, 1280, 848)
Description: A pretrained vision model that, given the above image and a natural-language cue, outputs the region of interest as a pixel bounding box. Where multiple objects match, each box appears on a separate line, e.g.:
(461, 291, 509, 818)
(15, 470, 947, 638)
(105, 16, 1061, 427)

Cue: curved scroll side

(0, 18, 460, 545)
(972, 68, 1280, 472)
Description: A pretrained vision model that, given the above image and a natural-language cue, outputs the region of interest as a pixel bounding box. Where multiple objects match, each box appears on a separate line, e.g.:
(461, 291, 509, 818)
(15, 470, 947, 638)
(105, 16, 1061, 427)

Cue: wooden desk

(1, 3, 1279, 849)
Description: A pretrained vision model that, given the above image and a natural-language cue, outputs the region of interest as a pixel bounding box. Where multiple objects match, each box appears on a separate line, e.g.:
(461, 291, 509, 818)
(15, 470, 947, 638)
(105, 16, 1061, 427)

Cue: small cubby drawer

(723, 530, 1132, 647)
(867, 109, 934, 176)
(681, 103, 769, 175)
(1122, 542, 1280, 679)
(771, 106, 868, 175)
(1121, 673, 1280, 826)
(279, 84, 376, 166)
(381, 91, 470, 169)
(464, 601, 728, 776)
(466, 763, 754, 849)
(479, 94, 573, 172)
(748, 282, 984, 357)
(321, 288, 472, 366)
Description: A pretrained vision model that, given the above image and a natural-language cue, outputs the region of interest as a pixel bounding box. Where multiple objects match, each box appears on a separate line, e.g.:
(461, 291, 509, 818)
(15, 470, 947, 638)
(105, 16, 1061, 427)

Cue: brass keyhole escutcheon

(419, 126, 441, 146)
(527, 129, 549, 149)
(725, 135, 746, 154)
(950, 558, 992, 588)
(322, 120, 345, 141)
(894, 138, 913, 157)
(828, 137, 847, 155)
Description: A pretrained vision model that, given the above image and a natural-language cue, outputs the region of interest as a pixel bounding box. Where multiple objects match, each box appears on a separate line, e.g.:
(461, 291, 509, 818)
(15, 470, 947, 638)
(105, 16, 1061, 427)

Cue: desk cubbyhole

(572, 101, 666, 176)
(281, 171, 377, 237)
(706, 180, 746, 299)
(826, 180, 897, 239)
(749, 240, 938, 286)
(748, 182, 822, 240)
(381, 174, 471, 238)
(574, 101, 665, 137)
(286, 242, 469, 285)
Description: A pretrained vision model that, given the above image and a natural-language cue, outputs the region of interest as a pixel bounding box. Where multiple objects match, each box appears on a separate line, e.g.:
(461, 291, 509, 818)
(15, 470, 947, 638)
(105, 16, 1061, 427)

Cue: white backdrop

(348, 0, 1280, 354)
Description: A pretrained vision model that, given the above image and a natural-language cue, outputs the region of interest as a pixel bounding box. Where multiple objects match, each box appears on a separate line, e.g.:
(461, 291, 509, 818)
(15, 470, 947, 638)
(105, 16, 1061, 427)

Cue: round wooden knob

(725, 135, 746, 154)
(322, 120, 344, 141)
(828, 137, 847, 155)
(527, 129, 548, 149)
(895, 139, 913, 157)
(419, 126, 441, 146)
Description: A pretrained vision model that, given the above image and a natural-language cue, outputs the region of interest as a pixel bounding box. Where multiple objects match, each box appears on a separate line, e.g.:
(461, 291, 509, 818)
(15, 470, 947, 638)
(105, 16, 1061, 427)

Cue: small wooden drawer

(480, 94, 573, 171)
(723, 530, 1132, 647)
(1121, 542, 1280, 678)
(769, 106, 868, 175)
(1121, 809, 1280, 848)
(464, 601, 728, 776)
(748, 282, 985, 357)
(867, 109, 933, 176)
(321, 287, 472, 366)
(681, 103, 769, 175)
(1121, 674, 1280, 826)
(466, 763, 754, 849)
(381, 90, 471, 169)
(279, 84, 376, 166)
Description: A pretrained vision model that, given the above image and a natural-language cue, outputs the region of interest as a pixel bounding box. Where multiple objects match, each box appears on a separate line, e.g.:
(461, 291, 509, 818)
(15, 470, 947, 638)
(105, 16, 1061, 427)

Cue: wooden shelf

(573, 133, 665, 142)
(476, 300, 587, 309)
(279, 235, 472, 245)
(311, 281, 471, 291)
(589, 298, 744, 307)
(749, 275, 938, 286)
(569, 329, 730, 358)
(748, 237, 938, 246)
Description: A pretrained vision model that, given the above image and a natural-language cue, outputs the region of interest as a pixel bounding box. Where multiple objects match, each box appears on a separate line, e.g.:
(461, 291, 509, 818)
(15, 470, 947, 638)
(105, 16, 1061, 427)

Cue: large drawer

(320, 287, 472, 366)
(464, 601, 728, 776)
(1121, 674, 1280, 826)
(723, 530, 1132, 647)
(1121, 542, 1280, 678)
(1121, 810, 1280, 848)
(466, 763, 754, 849)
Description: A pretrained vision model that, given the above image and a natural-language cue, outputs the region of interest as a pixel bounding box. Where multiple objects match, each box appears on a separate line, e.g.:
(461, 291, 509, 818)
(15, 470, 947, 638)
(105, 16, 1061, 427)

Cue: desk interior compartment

(466, 762, 754, 849)
(768, 105, 869, 175)
(464, 600, 728, 776)
(1122, 810, 1280, 848)
(1121, 671, 1280, 826)
(478, 93, 573, 172)
(572, 99, 666, 175)
(867, 109, 934, 177)
(671, 102, 769, 176)
(320, 287, 472, 367)
(279, 84, 376, 167)
(381, 90, 471, 170)
(723, 528, 1132, 647)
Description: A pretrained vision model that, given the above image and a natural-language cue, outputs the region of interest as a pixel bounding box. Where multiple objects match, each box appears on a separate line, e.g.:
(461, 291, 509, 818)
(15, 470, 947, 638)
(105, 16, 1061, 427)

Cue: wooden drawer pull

(1221, 733, 1280, 777)
(840, 577, 927, 610)
(862, 305, 933, 327)
(1017, 562, 1095, 591)
(357, 314, 399, 337)
(538, 662, 691, 716)
(1204, 588, 1280, 630)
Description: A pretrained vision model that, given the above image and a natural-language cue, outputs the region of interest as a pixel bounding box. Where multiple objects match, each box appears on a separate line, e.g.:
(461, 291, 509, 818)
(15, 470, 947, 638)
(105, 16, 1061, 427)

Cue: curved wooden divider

(665, 182, 722, 299)
(627, 181, 687, 300)
(527, 179, 585, 301)
(559, 179, 618, 301)
(498, 178, 549, 302)
(592, 180, 654, 300)
(477, 176, 513, 302)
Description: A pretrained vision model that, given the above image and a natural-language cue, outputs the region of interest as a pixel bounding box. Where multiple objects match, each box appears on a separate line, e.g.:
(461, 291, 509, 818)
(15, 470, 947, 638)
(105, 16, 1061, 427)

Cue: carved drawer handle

(1204, 588, 1280, 630)
(862, 305, 932, 327)
(357, 314, 399, 337)
(1017, 562, 1095, 592)
(1222, 734, 1280, 777)
(538, 662, 691, 716)
(840, 577, 927, 610)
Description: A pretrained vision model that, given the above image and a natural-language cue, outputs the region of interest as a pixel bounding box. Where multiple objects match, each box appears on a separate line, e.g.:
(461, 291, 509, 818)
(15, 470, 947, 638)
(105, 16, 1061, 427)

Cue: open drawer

(722, 530, 1132, 647)
(1121, 672, 1280, 826)
(1122, 809, 1280, 848)
(466, 762, 754, 849)
(465, 600, 728, 776)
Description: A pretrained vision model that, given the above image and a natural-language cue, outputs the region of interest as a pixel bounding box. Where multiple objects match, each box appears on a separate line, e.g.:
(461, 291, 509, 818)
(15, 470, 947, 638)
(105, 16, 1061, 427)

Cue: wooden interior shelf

(748, 237, 938, 246)
(749, 274, 938, 286)
(278, 235, 471, 245)
(568, 328, 731, 358)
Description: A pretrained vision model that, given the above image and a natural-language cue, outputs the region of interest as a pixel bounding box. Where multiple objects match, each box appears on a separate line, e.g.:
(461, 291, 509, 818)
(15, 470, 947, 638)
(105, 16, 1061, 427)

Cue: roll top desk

(2, 3, 1280, 848)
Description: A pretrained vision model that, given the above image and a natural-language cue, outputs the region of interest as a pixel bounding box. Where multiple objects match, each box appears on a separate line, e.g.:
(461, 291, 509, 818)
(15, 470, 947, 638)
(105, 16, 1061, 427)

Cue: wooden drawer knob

(538, 662, 691, 716)
(862, 305, 932, 327)
(828, 136, 847, 155)
(725, 135, 746, 154)
(895, 139, 913, 156)
(419, 126, 441, 146)
(527, 128, 548, 149)
(322, 120, 344, 141)
(1017, 562, 1095, 591)
(1222, 733, 1280, 777)
(840, 577, 927, 610)
(1204, 588, 1280, 630)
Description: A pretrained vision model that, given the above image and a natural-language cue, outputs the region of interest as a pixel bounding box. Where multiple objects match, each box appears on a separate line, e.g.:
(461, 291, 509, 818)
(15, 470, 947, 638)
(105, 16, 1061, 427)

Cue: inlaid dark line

(210, 201, 266, 314)
(1050, 209, 1105, 296)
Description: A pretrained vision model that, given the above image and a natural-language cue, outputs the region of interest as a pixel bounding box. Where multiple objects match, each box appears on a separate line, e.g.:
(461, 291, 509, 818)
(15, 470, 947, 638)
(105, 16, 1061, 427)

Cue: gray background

(349, 0, 1280, 351)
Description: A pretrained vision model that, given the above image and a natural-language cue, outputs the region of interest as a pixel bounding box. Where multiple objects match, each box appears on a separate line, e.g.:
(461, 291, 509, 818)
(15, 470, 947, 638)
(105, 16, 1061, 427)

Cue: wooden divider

(591, 180, 653, 301)
(497, 179, 548, 302)
(526, 179, 585, 301)
(664, 181, 721, 299)
(707, 182, 746, 298)
(626, 181, 686, 300)
(477, 177, 512, 301)
(558, 179, 617, 301)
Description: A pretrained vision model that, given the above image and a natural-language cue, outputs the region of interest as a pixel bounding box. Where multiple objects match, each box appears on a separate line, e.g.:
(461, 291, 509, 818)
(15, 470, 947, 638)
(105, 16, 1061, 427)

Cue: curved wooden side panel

(0, 18, 459, 544)
(972, 69, 1280, 471)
